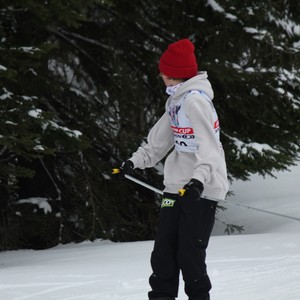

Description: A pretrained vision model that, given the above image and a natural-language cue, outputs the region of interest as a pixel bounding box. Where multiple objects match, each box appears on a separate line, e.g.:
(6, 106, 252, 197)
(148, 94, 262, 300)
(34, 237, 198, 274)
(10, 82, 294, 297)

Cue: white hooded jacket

(129, 72, 229, 201)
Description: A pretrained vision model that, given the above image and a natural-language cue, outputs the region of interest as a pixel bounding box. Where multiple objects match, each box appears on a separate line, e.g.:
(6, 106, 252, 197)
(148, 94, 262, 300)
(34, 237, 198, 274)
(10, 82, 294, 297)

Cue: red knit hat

(159, 39, 198, 79)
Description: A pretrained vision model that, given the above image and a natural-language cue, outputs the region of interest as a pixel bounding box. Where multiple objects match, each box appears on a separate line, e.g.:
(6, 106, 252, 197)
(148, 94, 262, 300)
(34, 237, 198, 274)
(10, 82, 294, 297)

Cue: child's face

(160, 73, 181, 87)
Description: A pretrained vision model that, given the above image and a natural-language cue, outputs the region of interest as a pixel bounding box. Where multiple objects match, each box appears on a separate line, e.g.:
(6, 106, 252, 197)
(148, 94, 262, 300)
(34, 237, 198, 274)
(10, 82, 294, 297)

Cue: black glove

(181, 178, 204, 201)
(119, 160, 134, 175)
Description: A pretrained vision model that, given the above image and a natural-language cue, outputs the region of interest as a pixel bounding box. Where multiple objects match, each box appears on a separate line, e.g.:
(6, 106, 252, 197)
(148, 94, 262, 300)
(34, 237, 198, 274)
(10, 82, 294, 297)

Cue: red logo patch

(171, 126, 194, 134)
(214, 120, 219, 129)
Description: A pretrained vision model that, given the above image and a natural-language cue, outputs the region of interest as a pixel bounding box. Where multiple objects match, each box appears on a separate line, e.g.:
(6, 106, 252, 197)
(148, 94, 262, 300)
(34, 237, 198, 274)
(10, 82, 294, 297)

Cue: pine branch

(46, 26, 108, 71)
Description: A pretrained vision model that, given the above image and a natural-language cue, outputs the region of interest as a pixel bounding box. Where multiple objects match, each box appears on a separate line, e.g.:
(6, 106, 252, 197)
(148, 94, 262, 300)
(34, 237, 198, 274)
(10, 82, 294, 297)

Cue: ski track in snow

(0, 230, 300, 300)
(209, 231, 300, 300)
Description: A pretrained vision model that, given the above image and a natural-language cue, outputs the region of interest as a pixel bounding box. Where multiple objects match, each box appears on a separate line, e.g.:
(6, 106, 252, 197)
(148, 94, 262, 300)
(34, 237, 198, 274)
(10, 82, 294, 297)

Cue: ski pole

(112, 169, 163, 195)
(112, 169, 300, 222)
(223, 200, 300, 222)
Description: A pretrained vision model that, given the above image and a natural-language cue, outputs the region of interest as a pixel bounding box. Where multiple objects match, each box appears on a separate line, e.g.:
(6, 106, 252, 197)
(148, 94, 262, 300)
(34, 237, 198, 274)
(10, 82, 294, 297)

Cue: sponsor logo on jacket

(171, 126, 194, 135)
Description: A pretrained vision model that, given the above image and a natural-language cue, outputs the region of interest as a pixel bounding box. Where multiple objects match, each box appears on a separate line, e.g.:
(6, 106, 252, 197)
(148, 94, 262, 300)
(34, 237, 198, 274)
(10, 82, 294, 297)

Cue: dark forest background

(0, 0, 299, 250)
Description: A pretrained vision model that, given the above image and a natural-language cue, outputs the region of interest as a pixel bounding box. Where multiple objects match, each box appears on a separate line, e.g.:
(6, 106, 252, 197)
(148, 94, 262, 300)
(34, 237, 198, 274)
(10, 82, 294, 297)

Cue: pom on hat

(159, 39, 198, 79)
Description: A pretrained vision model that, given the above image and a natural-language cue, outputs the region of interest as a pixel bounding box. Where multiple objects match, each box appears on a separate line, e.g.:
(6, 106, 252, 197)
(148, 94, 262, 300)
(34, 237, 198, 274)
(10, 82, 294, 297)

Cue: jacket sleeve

(129, 112, 174, 169)
(185, 94, 222, 184)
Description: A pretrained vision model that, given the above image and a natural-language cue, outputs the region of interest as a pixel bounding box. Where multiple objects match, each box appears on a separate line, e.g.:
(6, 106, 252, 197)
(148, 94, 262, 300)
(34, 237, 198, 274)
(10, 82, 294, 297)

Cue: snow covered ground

(213, 162, 300, 235)
(0, 164, 299, 300)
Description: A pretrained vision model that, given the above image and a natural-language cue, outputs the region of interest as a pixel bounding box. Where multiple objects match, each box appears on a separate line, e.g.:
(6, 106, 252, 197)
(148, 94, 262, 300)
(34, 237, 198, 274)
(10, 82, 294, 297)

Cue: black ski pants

(148, 193, 217, 300)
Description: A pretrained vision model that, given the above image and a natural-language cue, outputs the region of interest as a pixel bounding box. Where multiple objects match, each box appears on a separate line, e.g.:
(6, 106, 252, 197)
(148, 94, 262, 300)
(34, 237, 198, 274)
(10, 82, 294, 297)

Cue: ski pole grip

(112, 168, 121, 175)
(178, 189, 186, 197)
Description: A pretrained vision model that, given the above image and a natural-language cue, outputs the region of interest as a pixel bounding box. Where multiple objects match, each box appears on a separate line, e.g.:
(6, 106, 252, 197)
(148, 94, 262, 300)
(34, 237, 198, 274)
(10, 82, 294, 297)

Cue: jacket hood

(171, 71, 214, 101)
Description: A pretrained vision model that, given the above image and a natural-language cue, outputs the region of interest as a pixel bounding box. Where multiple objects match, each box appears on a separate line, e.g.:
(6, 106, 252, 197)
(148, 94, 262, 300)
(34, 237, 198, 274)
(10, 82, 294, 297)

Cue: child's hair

(159, 73, 190, 82)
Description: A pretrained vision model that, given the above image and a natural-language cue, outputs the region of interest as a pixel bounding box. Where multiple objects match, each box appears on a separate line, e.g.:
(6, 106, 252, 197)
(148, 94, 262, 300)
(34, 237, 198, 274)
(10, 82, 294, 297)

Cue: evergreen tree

(0, 0, 299, 249)
(90, 0, 300, 237)
(0, 0, 99, 249)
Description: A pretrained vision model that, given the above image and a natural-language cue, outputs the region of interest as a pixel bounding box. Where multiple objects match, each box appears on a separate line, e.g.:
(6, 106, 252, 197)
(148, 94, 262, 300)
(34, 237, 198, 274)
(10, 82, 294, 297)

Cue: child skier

(117, 39, 229, 300)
